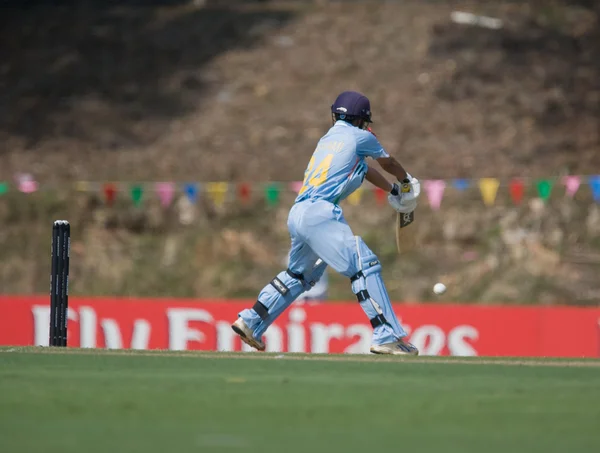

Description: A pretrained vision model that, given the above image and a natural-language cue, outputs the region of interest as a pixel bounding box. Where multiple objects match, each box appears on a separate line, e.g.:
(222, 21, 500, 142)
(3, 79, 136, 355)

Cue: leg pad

(270, 277, 290, 296)
(370, 314, 387, 328)
(252, 301, 269, 320)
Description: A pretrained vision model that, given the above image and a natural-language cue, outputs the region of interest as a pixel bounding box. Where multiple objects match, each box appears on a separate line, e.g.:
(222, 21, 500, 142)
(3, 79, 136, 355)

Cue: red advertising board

(0, 296, 598, 357)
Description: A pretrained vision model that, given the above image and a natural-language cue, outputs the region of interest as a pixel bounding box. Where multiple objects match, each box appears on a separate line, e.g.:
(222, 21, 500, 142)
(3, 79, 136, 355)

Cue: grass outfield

(1, 348, 599, 453)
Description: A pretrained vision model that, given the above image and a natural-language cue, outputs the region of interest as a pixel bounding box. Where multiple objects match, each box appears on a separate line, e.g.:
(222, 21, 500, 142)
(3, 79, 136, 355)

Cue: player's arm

(358, 129, 420, 212)
(357, 129, 409, 182)
(376, 156, 409, 182)
(367, 165, 419, 213)
(365, 165, 395, 194)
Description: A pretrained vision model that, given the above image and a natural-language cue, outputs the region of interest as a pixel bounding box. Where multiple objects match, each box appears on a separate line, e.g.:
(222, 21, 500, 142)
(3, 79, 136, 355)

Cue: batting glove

(388, 192, 417, 213)
(387, 174, 420, 213)
(400, 173, 421, 202)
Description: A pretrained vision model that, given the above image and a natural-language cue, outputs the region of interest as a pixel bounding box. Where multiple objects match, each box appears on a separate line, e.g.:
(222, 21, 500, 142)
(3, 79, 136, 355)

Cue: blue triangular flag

(183, 183, 199, 203)
(452, 179, 470, 191)
(589, 176, 600, 202)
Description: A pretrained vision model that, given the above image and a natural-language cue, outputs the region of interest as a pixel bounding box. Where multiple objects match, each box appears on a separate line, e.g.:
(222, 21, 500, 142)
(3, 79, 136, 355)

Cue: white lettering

(264, 325, 283, 352)
(287, 308, 306, 352)
(344, 324, 371, 354)
(130, 320, 151, 350)
(410, 325, 445, 356)
(79, 306, 96, 348)
(448, 325, 479, 356)
(32, 306, 50, 346)
(216, 321, 236, 351)
(101, 319, 150, 350)
(167, 309, 213, 350)
(310, 323, 344, 353)
(32, 305, 78, 347)
(101, 320, 122, 349)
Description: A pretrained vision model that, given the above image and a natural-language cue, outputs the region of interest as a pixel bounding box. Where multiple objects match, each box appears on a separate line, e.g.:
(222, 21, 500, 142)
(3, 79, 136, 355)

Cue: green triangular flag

(130, 184, 144, 207)
(536, 179, 553, 201)
(265, 183, 280, 207)
(0, 182, 7, 195)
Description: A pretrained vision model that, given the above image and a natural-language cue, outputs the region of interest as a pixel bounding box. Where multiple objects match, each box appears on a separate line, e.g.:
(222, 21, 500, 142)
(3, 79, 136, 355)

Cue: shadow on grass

(0, 0, 296, 148)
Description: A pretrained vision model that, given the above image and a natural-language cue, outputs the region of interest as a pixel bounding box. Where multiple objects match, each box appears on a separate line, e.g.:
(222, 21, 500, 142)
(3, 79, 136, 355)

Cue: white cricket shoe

(231, 318, 266, 351)
(370, 339, 419, 356)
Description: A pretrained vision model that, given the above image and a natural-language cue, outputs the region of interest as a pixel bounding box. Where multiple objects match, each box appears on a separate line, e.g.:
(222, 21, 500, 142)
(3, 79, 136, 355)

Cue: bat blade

(395, 178, 416, 253)
(395, 210, 415, 254)
(399, 211, 414, 228)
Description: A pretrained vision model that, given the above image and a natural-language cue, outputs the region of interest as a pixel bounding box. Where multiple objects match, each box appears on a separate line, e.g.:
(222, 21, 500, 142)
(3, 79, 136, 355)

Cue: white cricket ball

(433, 283, 447, 295)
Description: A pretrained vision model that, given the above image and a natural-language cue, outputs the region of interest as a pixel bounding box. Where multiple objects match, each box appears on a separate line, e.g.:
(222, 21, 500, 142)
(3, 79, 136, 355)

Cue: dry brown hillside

(1, 0, 599, 303)
(1, 0, 598, 183)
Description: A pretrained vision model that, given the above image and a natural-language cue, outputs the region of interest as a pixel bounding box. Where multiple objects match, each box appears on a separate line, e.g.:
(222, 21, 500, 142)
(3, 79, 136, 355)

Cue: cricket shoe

(370, 339, 419, 356)
(231, 318, 266, 352)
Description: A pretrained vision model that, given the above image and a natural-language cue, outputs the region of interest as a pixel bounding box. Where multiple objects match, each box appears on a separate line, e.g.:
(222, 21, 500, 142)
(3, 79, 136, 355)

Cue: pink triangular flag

(155, 182, 175, 207)
(16, 173, 38, 193)
(562, 175, 581, 198)
(289, 181, 303, 194)
(424, 180, 446, 210)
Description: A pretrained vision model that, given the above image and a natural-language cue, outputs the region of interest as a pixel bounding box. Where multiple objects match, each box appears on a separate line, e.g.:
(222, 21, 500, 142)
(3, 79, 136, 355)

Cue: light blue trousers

(239, 199, 407, 345)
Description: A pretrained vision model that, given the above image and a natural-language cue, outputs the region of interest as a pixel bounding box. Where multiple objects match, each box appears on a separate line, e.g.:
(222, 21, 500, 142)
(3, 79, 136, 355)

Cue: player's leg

(348, 236, 417, 355)
(299, 201, 417, 355)
(236, 242, 325, 328)
(233, 206, 327, 350)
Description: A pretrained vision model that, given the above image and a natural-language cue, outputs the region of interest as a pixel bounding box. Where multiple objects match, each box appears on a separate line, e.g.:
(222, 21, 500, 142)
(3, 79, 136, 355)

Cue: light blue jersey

(238, 119, 410, 350)
(295, 121, 389, 205)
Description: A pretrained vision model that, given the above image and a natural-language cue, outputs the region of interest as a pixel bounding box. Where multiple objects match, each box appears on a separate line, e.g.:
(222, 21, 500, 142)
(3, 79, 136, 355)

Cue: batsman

(232, 91, 421, 355)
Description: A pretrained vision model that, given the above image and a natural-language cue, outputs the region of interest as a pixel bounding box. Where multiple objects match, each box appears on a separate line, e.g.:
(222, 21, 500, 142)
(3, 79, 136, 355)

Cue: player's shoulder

(354, 127, 387, 158)
(354, 126, 379, 148)
(355, 127, 376, 140)
(329, 121, 368, 142)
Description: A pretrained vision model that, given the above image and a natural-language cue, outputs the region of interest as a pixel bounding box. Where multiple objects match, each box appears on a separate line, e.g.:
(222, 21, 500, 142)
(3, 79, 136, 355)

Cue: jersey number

(299, 154, 334, 195)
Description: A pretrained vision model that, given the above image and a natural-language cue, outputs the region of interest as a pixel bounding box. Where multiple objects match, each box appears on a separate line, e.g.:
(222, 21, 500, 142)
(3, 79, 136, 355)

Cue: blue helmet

(331, 91, 373, 125)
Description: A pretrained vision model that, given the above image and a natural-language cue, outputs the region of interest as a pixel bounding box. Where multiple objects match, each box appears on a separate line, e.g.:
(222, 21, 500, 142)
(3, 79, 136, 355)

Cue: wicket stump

(49, 220, 70, 347)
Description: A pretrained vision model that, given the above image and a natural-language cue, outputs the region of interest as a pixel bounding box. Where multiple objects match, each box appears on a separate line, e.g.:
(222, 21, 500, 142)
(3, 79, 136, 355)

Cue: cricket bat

(395, 179, 416, 254)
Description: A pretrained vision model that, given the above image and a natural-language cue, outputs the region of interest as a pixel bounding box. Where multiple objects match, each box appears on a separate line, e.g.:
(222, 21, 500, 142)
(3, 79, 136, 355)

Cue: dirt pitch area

(2, 346, 598, 367)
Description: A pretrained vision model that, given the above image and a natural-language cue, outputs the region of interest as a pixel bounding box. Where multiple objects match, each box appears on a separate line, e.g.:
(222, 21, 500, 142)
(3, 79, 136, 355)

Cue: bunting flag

(183, 183, 199, 204)
(563, 175, 581, 198)
(74, 181, 90, 192)
(478, 178, 499, 206)
(536, 179, 553, 201)
(374, 187, 387, 205)
(590, 176, 600, 202)
(346, 187, 364, 206)
(423, 180, 446, 210)
(17, 173, 38, 193)
(452, 179, 470, 191)
(509, 179, 525, 205)
(289, 181, 303, 194)
(3, 175, 600, 206)
(103, 183, 117, 206)
(155, 182, 175, 207)
(206, 182, 228, 207)
(265, 183, 280, 207)
(130, 184, 144, 207)
(237, 182, 252, 204)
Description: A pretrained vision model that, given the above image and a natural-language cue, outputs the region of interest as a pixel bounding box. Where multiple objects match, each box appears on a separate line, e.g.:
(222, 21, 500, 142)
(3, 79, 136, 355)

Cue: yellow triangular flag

(74, 181, 90, 192)
(346, 188, 363, 206)
(478, 178, 500, 206)
(206, 182, 228, 207)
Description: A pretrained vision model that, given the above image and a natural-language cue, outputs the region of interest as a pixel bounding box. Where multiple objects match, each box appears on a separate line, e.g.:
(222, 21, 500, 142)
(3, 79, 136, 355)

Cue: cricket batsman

(232, 91, 421, 355)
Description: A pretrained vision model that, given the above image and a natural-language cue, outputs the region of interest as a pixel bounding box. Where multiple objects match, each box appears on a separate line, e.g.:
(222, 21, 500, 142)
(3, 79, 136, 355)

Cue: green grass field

(1, 348, 599, 453)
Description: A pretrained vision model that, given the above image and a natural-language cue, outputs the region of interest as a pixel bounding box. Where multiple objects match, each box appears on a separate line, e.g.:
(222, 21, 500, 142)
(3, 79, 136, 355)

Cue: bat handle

(400, 178, 411, 194)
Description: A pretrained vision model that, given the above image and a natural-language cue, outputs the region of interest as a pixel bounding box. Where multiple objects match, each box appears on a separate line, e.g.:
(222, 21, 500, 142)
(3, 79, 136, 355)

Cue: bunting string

(0, 176, 599, 209)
